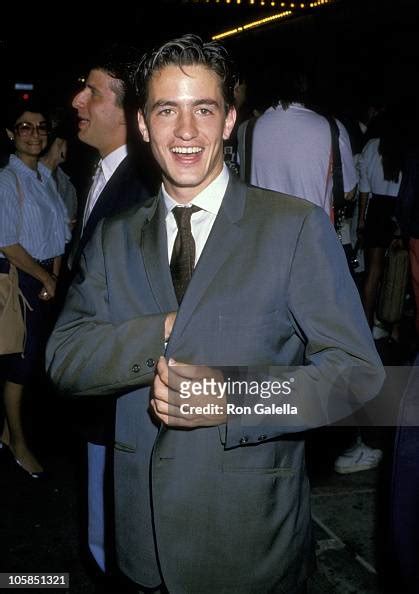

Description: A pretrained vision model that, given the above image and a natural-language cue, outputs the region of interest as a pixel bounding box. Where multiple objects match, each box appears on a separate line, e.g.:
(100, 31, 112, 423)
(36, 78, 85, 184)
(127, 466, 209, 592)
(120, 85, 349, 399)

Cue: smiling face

(71, 68, 127, 157)
(138, 64, 236, 203)
(7, 111, 48, 167)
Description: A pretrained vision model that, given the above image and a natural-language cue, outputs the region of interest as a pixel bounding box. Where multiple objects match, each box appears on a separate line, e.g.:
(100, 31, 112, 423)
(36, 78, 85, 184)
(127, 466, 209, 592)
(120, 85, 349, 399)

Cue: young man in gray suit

(47, 35, 384, 593)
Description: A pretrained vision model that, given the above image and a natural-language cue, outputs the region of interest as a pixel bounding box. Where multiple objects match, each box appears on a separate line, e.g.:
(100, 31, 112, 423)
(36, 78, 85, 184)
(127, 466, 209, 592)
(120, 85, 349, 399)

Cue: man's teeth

(171, 147, 202, 154)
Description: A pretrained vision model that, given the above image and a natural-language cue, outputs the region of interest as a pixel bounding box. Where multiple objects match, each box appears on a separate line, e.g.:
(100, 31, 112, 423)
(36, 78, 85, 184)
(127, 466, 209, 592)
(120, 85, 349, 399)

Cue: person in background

(40, 110, 78, 232)
(333, 107, 405, 475)
(390, 353, 419, 592)
(0, 99, 70, 478)
(246, 58, 357, 216)
(242, 60, 373, 476)
(66, 44, 156, 576)
(357, 107, 404, 337)
(236, 72, 274, 182)
(396, 142, 419, 351)
(223, 68, 252, 175)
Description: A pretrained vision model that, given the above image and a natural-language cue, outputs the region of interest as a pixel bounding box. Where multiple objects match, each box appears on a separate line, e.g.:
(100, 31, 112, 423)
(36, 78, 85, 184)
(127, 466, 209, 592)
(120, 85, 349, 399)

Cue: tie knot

(172, 205, 201, 229)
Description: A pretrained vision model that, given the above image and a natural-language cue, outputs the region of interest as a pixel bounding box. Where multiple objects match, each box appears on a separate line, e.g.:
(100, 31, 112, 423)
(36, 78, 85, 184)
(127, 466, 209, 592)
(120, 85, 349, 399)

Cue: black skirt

(364, 194, 398, 249)
(0, 258, 54, 385)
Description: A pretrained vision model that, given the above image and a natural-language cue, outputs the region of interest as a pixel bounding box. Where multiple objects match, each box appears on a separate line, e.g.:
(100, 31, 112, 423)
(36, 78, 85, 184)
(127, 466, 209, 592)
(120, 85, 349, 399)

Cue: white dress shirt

(162, 165, 230, 264)
(82, 144, 128, 229)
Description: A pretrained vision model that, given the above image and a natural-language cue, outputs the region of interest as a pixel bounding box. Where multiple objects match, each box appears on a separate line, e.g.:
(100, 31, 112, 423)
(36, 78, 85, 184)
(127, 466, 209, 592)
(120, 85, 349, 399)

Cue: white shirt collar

(162, 164, 230, 217)
(100, 145, 128, 182)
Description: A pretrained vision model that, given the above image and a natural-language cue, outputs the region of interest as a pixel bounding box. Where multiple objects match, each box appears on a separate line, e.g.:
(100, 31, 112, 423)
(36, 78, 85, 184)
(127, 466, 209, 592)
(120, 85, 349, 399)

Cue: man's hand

(151, 357, 226, 428)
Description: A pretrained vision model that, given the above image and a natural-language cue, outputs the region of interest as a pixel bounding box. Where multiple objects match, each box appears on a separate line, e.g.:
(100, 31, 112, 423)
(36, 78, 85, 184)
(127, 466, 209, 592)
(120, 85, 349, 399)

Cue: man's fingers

(153, 371, 183, 405)
(156, 356, 169, 385)
(153, 372, 167, 401)
(150, 397, 192, 426)
(167, 359, 223, 383)
(156, 357, 210, 389)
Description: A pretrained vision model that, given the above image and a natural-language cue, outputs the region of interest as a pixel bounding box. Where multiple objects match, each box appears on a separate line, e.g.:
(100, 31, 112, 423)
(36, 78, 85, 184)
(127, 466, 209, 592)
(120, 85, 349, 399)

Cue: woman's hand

(38, 273, 57, 301)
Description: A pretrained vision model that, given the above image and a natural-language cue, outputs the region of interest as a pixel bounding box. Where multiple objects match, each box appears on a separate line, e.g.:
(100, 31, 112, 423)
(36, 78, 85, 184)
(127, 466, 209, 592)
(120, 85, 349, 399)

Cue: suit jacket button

(131, 364, 140, 373)
(146, 358, 155, 368)
(239, 436, 249, 445)
(258, 434, 267, 441)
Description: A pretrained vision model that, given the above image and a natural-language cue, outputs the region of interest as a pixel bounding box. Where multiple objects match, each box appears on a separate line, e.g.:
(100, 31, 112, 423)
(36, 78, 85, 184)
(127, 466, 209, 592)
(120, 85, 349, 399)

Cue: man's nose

(72, 88, 86, 109)
(174, 112, 198, 140)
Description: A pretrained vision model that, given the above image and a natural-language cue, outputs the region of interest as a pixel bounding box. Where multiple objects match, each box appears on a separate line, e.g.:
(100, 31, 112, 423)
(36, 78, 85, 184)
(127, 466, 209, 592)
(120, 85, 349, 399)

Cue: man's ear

(222, 106, 237, 141)
(137, 111, 150, 143)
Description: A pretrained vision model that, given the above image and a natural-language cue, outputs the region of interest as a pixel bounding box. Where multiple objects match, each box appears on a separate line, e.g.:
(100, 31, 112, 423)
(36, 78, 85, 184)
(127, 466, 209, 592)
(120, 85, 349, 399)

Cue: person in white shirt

(357, 109, 404, 330)
(248, 62, 357, 216)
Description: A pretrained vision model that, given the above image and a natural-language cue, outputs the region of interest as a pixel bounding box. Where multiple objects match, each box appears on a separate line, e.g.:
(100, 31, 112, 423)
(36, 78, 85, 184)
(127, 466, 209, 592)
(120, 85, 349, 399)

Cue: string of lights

(211, 0, 337, 40)
(212, 10, 292, 39)
(186, 0, 334, 7)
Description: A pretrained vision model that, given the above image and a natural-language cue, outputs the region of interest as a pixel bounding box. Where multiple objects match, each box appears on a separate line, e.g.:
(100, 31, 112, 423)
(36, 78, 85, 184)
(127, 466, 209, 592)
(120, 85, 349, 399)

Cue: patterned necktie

(170, 205, 201, 304)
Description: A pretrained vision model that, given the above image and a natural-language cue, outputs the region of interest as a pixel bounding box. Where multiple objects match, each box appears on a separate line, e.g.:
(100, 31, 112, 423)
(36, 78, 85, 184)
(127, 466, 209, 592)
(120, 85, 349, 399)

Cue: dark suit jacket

(68, 153, 153, 443)
(47, 173, 385, 593)
(70, 154, 153, 270)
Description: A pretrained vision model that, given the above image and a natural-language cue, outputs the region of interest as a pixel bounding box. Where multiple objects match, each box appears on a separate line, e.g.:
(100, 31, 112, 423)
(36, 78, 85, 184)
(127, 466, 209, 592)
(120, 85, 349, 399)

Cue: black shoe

(2, 443, 48, 479)
(14, 457, 48, 480)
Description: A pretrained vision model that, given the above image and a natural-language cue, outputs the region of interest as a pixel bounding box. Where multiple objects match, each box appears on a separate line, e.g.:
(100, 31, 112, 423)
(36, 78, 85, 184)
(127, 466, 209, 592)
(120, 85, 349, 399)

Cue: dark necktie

(170, 205, 201, 304)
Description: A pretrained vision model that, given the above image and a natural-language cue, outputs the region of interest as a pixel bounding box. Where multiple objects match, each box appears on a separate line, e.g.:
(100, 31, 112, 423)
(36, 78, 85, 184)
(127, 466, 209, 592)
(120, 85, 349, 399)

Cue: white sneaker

(334, 441, 383, 474)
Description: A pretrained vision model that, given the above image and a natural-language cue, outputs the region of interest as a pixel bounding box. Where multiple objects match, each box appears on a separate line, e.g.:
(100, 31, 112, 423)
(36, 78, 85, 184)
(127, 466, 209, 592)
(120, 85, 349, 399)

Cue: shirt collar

(162, 164, 230, 217)
(9, 154, 42, 179)
(100, 145, 128, 182)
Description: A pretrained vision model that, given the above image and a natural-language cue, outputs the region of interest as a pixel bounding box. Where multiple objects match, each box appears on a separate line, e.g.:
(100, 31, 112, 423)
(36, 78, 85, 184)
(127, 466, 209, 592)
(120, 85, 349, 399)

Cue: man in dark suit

(69, 47, 155, 272)
(67, 45, 155, 575)
(47, 35, 384, 593)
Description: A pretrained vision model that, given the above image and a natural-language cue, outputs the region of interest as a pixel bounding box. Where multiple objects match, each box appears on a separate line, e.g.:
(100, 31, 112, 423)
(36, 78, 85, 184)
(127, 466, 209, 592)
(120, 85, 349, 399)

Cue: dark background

(1, 0, 419, 116)
(1, 3, 418, 591)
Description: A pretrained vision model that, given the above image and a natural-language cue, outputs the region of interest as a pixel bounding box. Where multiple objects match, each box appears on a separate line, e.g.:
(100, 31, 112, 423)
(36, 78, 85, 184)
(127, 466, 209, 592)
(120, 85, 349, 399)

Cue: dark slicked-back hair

(89, 43, 143, 111)
(87, 43, 149, 154)
(134, 34, 237, 114)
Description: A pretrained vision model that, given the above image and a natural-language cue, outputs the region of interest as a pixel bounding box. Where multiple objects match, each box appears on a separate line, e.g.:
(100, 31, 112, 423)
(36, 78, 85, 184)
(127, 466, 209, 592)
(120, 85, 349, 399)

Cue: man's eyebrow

(86, 83, 99, 93)
(151, 100, 177, 110)
(192, 99, 220, 107)
(150, 99, 221, 110)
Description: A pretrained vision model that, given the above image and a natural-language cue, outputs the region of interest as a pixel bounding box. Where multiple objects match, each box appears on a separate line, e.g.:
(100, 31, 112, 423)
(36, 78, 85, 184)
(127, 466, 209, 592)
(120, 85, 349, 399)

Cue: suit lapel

(141, 175, 248, 336)
(142, 193, 178, 313)
(169, 175, 247, 345)
(83, 162, 124, 239)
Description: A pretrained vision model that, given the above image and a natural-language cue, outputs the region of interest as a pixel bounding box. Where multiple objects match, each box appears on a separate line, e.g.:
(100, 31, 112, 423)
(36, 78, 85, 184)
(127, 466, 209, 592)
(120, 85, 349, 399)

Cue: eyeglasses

(14, 121, 50, 137)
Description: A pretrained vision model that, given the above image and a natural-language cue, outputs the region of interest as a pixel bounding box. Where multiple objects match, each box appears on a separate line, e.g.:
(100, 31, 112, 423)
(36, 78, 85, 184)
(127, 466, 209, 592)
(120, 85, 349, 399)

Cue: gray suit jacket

(47, 173, 384, 593)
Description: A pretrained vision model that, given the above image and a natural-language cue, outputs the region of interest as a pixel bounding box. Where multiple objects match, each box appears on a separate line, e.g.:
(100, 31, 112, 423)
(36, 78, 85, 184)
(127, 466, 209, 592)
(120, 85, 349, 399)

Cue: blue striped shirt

(0, 154, 71, 260)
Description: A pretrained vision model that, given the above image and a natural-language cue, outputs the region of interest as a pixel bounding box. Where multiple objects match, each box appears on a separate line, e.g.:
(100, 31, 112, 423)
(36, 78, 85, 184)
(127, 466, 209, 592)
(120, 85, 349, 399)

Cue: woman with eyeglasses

(0, 99, 70, 478)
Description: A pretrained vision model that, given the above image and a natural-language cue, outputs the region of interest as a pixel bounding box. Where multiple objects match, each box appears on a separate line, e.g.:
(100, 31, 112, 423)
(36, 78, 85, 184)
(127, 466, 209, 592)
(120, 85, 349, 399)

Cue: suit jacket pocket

(222, 465, 295, 476)
(221, 437, 303, 476)
(114, 440, 136, 453)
